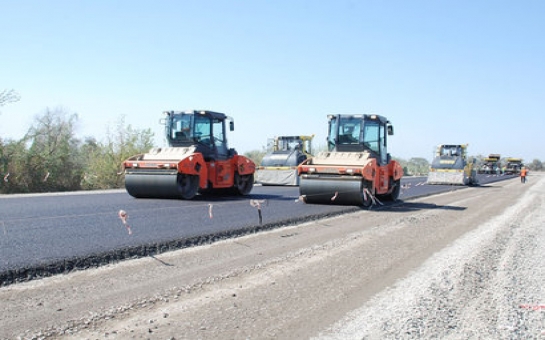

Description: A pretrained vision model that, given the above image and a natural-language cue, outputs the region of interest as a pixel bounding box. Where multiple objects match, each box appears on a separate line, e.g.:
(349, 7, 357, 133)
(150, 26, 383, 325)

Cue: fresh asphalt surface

(0, 173, 514, 283)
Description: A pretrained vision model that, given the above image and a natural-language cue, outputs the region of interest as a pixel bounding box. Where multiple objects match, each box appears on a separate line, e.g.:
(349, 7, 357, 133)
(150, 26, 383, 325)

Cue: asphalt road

(0, 173, 514, 285)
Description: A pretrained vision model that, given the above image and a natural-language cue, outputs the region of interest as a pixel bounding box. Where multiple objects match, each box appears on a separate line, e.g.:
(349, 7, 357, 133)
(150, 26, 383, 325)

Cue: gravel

(315, 175, 545, 339)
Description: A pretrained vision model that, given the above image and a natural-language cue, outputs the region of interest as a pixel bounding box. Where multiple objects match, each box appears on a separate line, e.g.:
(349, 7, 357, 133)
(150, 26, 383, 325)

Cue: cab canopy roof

(328, 114, 390, 124)
(164, 110, 229, 121)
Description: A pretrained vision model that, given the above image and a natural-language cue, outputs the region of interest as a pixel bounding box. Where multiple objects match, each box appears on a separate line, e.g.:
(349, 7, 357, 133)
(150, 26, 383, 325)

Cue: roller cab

(123, 110, 255, 199)
(298, 114, 403, 206)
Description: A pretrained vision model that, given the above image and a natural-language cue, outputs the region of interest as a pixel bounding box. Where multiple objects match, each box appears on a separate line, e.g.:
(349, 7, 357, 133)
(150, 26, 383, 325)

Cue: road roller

(298, 114, 403, 207)
(122, 110, 255, 199)
(255, 135, 314, 186)
(427, 144, 478, 186)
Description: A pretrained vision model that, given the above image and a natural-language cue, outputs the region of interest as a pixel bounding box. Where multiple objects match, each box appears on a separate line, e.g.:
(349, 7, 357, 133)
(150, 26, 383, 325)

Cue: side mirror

(387, 124, 394, 135)
(159, 118, 167, 125)
(229, 121, 234, 131)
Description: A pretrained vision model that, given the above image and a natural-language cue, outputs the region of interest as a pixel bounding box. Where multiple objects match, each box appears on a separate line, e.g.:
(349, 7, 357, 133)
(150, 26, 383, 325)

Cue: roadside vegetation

(1, 96, 154, 193)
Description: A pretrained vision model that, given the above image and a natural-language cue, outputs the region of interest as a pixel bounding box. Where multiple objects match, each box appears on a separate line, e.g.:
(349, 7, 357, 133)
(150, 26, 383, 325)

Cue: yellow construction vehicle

(504, 158, 523, 175)
(427, 144, 478, 185)
(478, 154, 502, 174)
(255, 135, 314, 186)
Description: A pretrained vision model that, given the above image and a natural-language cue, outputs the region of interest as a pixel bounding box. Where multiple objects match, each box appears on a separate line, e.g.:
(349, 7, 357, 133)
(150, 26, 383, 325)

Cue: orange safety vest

(520, 168, 528, 176)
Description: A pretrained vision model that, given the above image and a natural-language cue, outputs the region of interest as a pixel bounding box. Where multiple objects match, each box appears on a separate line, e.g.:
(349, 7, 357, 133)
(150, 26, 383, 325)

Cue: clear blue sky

(1, 1, 544, 162)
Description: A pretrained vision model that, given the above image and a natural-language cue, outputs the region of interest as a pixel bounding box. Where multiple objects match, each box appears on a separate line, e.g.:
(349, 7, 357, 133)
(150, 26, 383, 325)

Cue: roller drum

(125, 173, 184, 199)
(427, 171, 466, 185)
(299, 175, 365, 206)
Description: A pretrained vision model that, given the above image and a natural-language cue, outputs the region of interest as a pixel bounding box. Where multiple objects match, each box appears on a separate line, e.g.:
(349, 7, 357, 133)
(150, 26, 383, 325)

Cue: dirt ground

(1, 173, 543, 339)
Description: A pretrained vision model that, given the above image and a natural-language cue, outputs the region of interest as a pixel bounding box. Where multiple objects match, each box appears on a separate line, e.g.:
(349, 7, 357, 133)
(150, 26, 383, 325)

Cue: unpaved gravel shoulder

(316, 173, 545, 339)
(0, 174, 541, 339)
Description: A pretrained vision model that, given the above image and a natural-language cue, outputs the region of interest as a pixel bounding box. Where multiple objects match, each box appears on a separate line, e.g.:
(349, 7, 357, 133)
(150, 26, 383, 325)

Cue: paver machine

(478, 153, 502, 174)
(123, 110, 255, 199)
(504, 158, 523, 175)
(255, 135, 314, 186)
(298, 114, 403, 206)
(427, 144, 478, 185)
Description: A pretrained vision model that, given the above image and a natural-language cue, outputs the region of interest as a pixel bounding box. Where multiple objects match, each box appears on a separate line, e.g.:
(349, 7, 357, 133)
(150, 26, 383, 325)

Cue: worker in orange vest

(520, 167, 528, 183)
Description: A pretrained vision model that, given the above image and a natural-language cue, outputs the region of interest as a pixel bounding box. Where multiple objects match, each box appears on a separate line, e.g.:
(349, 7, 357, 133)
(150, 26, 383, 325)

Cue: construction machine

(427, 144, 478, 185)
(298, 114, 403, 206)
(123, 110, 255, 199)
(504, 158, 523, 175)
(255, 135, 314, 186)
(478, 154, 502, 174)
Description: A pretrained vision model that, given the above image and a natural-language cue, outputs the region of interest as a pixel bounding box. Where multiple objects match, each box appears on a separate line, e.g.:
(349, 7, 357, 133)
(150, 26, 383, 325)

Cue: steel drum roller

(299, 175, 365, 206)
(125, 173, 182, 199)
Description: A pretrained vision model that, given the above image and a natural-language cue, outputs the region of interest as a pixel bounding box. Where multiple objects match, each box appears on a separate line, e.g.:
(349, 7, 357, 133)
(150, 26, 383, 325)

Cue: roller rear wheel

(177, 174, 200, 199)
(234, 173, 254, 195)
(380, 179, 400, 201)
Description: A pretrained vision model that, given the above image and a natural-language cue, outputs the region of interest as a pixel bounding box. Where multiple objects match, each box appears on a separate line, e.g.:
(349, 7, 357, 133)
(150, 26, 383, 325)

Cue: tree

(527, 159, 543, 172)
(244, 149, 267, 166)
(408, 157, 430, 175)
(0, 138, 27, 193)
(23, 108, 83, 192)
(0, 89, 20, 111)
(1, 108, 156, 193)
(395, 157, 430, 176)
(0, 108, 83, 193)
(81, 116, 154, 189)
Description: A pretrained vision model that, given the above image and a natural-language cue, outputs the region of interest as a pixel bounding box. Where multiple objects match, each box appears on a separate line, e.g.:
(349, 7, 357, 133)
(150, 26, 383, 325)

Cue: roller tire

(177, 174, 200, 199)
(381, 179, 400, 201)
(234, 173, 254, 195)
(198, 181, 214, 196)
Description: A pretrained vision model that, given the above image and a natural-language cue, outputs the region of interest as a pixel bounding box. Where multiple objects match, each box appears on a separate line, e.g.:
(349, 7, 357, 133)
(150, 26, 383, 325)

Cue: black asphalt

(0, 173, 516, 285)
